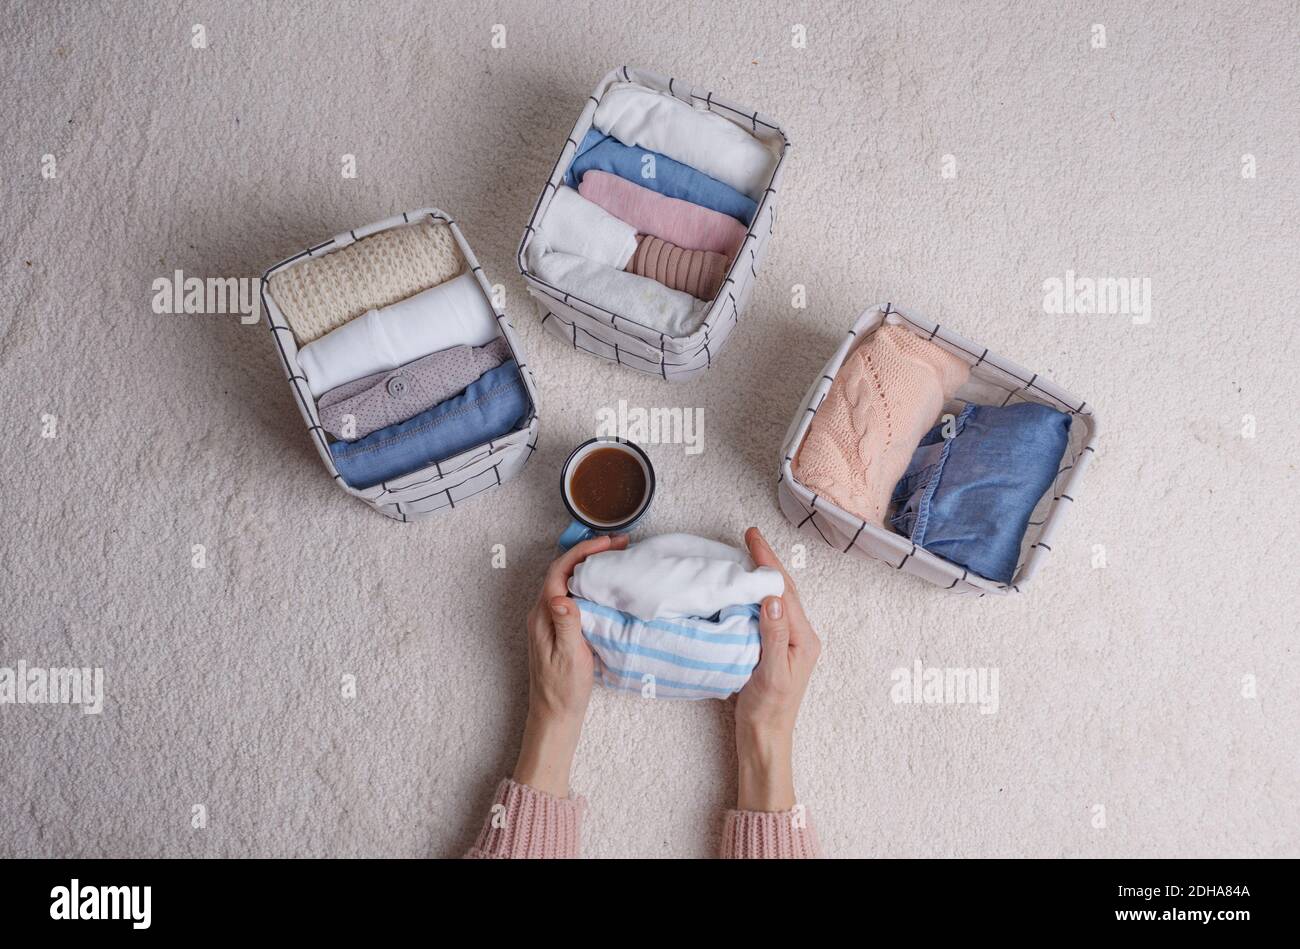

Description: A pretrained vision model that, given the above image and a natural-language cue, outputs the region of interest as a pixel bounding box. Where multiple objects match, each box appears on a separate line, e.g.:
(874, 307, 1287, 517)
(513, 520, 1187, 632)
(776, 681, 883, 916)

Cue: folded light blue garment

(330, 360, 528, 489)
(575, 598, 761, 701)
(890, 402, 1071, 584)
(564, 129, 758, 225)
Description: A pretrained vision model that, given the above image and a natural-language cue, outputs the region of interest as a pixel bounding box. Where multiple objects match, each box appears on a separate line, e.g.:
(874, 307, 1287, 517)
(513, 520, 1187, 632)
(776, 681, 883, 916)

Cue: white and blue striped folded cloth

(576, 598, 762, 700)
(568, 534, 783, 701)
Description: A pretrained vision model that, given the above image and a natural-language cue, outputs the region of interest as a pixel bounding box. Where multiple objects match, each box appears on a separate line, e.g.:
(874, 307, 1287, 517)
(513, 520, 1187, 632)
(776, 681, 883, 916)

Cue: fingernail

(766, 597, 783, 620)
(552, 601, 569, 616)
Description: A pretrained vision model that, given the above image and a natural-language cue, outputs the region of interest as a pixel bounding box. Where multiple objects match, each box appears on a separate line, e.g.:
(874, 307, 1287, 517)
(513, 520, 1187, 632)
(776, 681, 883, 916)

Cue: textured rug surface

(2, 0, 1297, 858)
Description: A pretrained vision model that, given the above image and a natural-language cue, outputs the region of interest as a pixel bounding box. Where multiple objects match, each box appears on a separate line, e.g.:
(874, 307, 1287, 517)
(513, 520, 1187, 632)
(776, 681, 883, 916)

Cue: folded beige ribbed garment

(269, 221, 464, 344)
(624, 235, 729, 301)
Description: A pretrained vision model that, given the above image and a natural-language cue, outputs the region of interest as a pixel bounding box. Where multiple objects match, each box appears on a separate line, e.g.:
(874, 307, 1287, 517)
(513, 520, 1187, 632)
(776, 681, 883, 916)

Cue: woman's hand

(734, 527, 822, 811)
(513, 534, 629, 798)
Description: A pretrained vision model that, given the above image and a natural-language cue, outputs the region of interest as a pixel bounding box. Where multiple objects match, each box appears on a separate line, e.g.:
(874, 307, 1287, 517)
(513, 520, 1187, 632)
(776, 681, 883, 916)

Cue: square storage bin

(259, 207, 540, 521)
(778, 303, 1098, 593)
(517, 65, 790, 381)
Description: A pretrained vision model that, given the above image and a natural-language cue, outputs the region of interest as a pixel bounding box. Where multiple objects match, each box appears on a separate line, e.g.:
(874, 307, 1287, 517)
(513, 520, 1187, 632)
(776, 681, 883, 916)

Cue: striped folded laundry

(565, 129, 758, 226)
(579, 170, 748, 258)
(575, 598, 762, 701)
(592, 82, 778, 200)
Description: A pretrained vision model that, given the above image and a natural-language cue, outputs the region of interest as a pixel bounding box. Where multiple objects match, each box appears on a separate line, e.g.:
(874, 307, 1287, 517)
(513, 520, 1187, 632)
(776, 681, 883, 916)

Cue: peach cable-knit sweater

(794, 324, 971, 526)
(465, 779, 821, 859)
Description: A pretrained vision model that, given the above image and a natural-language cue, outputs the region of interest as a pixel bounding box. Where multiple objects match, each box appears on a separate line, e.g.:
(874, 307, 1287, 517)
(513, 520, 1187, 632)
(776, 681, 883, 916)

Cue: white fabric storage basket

(260, 208, 540, 522)
(517, 65, 790, 381)
(778, 303, 1098, 594)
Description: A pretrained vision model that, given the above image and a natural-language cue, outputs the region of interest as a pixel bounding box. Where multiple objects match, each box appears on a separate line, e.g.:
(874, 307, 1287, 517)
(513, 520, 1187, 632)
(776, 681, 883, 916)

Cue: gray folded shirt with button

(317, 336, 511, 441)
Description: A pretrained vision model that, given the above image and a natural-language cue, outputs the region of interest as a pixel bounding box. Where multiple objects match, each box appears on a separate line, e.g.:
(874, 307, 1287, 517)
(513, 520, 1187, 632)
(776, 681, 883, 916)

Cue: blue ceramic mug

(557, 437, 656, 550)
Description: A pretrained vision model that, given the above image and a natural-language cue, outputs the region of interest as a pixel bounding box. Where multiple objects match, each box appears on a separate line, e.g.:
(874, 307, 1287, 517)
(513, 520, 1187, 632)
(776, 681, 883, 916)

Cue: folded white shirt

(569, 533, 784, 621)
(528, 238, 707, 339)
(296, 272, 499, 397)
(540, 185, 638, 269)
(592, 82, 779, 200)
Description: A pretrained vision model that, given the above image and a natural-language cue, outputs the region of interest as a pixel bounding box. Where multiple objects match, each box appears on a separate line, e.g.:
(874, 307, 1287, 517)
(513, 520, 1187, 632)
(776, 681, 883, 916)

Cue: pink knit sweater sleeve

(464, 778, 585, 859)
(720, 806, 822, 858)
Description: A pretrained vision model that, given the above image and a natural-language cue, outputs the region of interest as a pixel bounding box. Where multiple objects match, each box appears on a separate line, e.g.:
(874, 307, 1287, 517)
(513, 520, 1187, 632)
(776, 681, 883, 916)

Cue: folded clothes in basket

(579, 170, 748, 257)
(565, 130, 758, 225)
(329, 360, 528, 489)
(527, 238, 707, 338)
(568, 533, 784, 700)
(269, 220, 464, 344)
(794, 325, 971, 526)
(317, 337, 510, 440)
(592, 82, 777, 200)
(539, 185, 639, 269)
(889, 402, 1071, 584)
(297, 272, 499, 397)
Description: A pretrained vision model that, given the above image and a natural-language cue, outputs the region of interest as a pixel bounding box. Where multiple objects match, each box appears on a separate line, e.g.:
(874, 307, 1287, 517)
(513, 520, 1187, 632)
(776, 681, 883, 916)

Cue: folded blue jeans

(564, 129, 758, 225)
(890, 402, 1071, 584)
(329, 360, 529, 489)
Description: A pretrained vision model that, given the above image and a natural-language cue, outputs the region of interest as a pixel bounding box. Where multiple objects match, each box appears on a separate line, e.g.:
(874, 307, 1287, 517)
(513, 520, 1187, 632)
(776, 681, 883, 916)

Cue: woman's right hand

(734, 527, 822, 811)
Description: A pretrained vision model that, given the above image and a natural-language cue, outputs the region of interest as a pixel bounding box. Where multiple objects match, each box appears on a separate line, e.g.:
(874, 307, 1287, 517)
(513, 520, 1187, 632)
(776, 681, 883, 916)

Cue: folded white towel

(540, 185, 639, 269)
(569, 533, 784, 621)
(593, 82, 778, 200)
(297, 272, 499, 397)
(528, 238, 707, 339)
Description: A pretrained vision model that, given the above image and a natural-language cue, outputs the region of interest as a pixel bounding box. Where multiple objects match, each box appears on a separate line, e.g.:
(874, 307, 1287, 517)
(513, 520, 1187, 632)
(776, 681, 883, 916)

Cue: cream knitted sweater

(269, 220, 464, 344)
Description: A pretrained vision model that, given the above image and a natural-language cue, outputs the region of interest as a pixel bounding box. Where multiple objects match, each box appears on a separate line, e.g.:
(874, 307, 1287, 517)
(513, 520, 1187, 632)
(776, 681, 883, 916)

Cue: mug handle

(557, 519, 595, 551)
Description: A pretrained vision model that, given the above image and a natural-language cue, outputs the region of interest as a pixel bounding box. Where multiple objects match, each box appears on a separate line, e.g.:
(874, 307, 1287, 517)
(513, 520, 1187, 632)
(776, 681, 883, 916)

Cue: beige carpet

(2, 0, 1297, 858)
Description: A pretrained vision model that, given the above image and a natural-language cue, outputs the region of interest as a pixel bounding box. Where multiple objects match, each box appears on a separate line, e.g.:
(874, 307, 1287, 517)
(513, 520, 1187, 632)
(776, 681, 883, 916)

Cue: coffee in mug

(558, 438, 655, 549)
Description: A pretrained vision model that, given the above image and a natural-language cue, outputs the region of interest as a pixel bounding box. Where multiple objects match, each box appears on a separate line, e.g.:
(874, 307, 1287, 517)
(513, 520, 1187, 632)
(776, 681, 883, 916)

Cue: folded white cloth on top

(296, 272, 499, 397)
(592, 82, 779, 200)
(569, 533, 784, 621)
(528, 238, 707, 339)
(540, 185, 638, 269)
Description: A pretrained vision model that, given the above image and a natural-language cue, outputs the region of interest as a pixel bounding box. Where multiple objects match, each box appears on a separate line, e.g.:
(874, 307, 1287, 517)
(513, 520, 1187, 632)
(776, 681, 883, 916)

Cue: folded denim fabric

(576, 598, 762, 701)
(527, 236, 707, 338)
(569, 533, 783, 621)
(564, 129, 758, 225)
(539, 185, 638, 269)
(889, 401, 1071, 584)
(317, 337, 510, 440)
(579, 170, 747, 258)
(592, 82, 777, 200)
(268, 220, 463, 344)
(794, 325, 971, 526)
(329, 360, 528, 489)
(296, 272, 499, 397)
(626, 235, 729, 300)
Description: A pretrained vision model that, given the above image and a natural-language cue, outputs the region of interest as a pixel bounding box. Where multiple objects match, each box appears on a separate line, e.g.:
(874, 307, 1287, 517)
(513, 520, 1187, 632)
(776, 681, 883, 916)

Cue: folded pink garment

(794, 325, 971, 526)
(578, 170, 747, 258)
